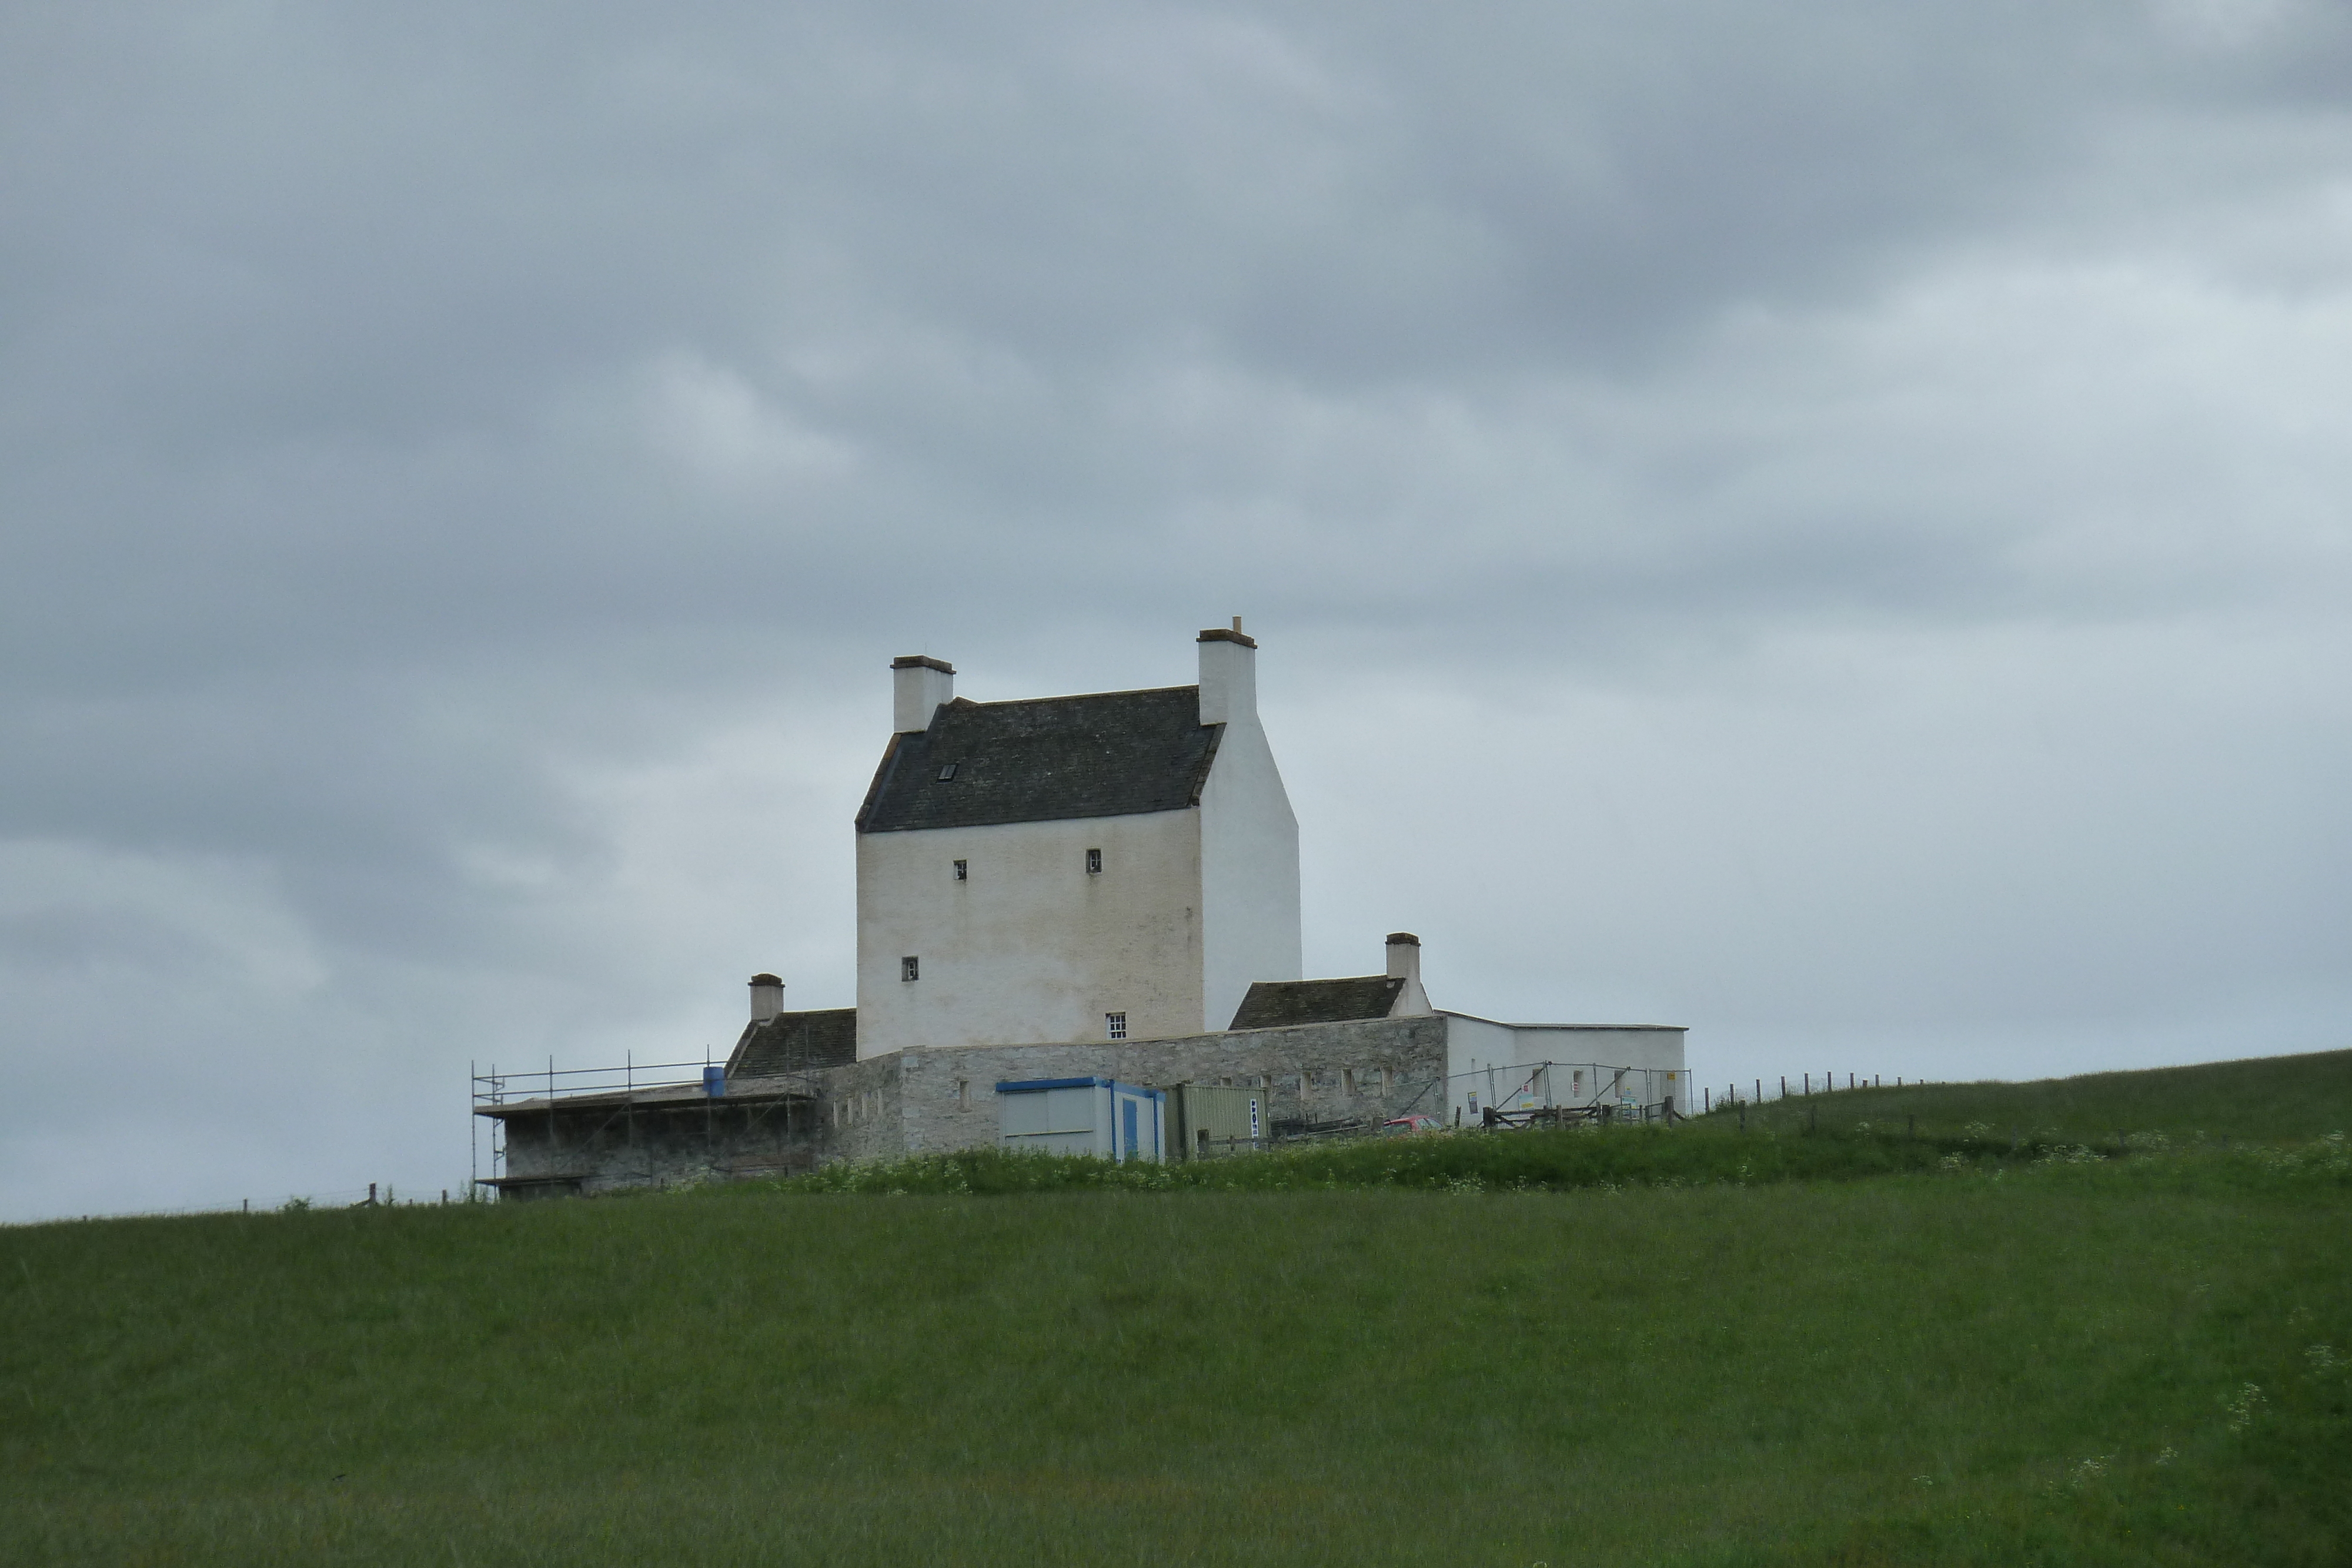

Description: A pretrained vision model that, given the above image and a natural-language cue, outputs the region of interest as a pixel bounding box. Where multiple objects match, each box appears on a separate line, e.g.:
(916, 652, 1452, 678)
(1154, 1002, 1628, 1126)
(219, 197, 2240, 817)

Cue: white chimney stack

(749, 972, 784, 1024)
(891, 656, 955, 734)
(1197, 618, 1257, 727)
(1385, 933, 1432, 1015)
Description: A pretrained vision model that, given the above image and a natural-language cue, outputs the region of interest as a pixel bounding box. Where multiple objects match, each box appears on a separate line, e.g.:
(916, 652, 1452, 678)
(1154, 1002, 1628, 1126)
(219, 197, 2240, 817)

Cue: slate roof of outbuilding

(725, 1008, 858, 1078)
(856, 687, 1222, 833)
(1227, 975, 1406, 1031)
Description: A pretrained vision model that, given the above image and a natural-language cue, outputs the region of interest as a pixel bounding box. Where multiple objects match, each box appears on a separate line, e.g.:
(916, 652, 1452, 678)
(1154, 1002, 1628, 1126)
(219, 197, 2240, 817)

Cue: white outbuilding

(997, 1076, 1167, 1162)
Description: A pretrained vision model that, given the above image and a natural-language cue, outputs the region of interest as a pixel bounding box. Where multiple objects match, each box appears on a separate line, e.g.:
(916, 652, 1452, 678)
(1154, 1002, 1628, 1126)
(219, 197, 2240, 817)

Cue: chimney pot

(891, 655, 955, 733)
(1384, 934, 1432, 1015)
(1196, 624, 1258, 725)
(749, 972, 785, 1024)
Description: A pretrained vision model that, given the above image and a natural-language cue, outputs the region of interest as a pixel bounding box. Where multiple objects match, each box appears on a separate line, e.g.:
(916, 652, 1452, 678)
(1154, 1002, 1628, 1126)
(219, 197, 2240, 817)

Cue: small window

(1364, 1066, 1386, 1092)
(957, 1079, 970, 1110)
(1105, 1012, 1127, 1039)
(952, 859, 967, 881)
(1344, 1069, 1356, 1095)
(936, 763, 958, 781)
(901, 955, 919, 982)
(1085, 847, 1102, 874)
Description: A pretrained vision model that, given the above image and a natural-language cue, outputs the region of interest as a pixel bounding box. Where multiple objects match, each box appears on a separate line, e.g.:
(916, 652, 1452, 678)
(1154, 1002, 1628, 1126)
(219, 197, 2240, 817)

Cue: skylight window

(936, 763, 958, 781)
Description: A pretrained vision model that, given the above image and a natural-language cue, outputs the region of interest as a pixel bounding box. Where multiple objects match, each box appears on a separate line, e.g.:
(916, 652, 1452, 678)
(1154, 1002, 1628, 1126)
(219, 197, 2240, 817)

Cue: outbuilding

(997, 1076, 1165, 1162)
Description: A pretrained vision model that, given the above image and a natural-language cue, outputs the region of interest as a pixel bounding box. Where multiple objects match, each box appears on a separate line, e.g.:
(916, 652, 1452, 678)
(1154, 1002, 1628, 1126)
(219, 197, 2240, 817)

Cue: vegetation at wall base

(719, 1123, 2352, 1198)
(3, 1049, 2347, 1566)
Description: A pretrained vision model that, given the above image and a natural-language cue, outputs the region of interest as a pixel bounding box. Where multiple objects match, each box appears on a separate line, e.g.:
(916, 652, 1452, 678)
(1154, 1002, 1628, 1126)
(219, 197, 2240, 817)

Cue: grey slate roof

(725, 1008, 858, 1079)
(1228, 976, 1406, 1031)
(856, 686, 1222, 834)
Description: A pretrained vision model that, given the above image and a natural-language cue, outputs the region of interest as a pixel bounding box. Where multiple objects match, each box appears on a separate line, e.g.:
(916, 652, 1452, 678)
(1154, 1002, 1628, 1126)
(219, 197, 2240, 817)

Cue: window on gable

(1085, 847, 1102, 874)
(952, 859, 967, 881)
(901, 955, 919, 982)
(1105, 1012, 1127, 1039)
(936, 763, 958, 781)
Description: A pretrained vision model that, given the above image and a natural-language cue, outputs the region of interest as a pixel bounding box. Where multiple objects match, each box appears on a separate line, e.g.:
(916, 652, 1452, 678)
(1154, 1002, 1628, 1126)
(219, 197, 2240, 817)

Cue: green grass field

(4, 1051, 2348, 1566)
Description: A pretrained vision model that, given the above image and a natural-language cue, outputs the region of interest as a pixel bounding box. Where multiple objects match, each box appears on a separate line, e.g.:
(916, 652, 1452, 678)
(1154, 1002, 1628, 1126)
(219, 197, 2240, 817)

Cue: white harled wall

(1195, 631, 1301, 1032)
(854, 630, 1303, 1060)
(1198, 716, 1301, 1032)
(1442, 1015, 1689, 1123)
(856, 809, 1206, 1057)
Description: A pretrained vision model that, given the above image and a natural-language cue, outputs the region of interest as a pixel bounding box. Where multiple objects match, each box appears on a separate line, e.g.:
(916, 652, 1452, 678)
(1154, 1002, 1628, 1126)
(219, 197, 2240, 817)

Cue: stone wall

(892, 1013, 1451, 1158)
(492, 1089, 827, 1198)
(487, 1014, 1454, 1197)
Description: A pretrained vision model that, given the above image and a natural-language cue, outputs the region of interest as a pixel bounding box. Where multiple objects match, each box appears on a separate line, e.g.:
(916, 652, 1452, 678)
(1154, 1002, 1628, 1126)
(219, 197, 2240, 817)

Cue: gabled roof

(1227, 975, 1406, 1031)
(856, 686, 1222, 834)
(726, 1008, 858, 1079)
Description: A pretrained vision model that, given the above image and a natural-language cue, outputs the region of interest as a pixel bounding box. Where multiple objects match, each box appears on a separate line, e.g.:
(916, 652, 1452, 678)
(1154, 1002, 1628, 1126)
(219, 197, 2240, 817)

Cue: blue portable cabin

(995, 1077, 1165, 1163)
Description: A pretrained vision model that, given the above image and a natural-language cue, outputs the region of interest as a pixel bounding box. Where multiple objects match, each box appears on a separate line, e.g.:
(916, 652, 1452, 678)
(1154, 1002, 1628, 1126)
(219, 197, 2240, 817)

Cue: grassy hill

(3, 1050, 2347, 1566)
(1705, 1047, 2352, 1145)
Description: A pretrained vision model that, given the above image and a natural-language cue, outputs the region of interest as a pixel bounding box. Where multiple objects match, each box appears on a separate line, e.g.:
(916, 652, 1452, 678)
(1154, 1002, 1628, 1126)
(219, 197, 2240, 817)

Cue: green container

(1168, 1084, 1265, 1161)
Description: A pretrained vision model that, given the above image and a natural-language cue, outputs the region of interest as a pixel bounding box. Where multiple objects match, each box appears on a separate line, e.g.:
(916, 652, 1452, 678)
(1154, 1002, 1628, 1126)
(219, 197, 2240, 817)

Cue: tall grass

(5, 1168, 2348, 1564)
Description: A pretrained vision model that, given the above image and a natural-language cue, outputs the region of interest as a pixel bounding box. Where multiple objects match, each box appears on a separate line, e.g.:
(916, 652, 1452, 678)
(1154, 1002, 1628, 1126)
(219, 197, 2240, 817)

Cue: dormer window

(1085, 848, 1102, 874)
(936, 763, 958, 781)
(952, 859, 967, 881)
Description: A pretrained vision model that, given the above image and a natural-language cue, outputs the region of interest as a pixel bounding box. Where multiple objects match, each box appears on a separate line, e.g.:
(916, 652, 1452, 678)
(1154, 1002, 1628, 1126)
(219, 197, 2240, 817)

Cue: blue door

(1121, 1098, 1138, 1162)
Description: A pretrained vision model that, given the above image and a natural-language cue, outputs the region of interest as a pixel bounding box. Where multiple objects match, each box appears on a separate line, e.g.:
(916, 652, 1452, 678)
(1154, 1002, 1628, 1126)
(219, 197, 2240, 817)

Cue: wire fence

(1697, 1072, 1929, 1113)
(11, 1182, 476, 1228)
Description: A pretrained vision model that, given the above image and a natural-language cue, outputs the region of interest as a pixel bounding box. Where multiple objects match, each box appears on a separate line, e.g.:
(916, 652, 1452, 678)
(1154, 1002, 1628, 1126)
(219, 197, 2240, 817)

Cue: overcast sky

(4, 1, 2348, 1220)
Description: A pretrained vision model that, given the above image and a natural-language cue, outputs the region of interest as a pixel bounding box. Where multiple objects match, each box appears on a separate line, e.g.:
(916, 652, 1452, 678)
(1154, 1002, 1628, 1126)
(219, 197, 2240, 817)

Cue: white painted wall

(855, 631, 1302, 1059)
(1197, 638, 1302, 1033)
(856, 809, 1205, 1056)
(1441, 1014, 1689, 1124)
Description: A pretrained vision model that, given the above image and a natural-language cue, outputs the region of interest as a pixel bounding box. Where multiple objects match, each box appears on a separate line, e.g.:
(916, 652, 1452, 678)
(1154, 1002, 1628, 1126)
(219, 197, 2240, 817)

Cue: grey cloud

(2, 1, 2348, 1217)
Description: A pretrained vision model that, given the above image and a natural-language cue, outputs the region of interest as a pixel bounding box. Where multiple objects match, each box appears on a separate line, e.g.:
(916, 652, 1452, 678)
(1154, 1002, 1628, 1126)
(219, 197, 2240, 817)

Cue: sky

(3, 0, 2348, 1221)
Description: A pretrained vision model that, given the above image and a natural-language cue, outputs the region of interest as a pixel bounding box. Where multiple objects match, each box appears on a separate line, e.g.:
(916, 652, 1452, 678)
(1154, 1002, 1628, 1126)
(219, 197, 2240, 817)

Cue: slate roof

(856, 686, 1222, 834)
(1227, 975, 1406, 1031)
(725, 1008, 858, 1079)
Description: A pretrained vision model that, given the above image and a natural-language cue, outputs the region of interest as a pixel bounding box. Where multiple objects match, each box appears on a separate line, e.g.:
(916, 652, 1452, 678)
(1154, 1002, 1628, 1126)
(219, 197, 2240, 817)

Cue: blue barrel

(703, 1066, 727, 1098)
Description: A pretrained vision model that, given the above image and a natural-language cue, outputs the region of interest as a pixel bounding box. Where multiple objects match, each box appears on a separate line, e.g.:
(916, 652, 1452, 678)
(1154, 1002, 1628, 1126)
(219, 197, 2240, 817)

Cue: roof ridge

(951, 683, 1200, 711)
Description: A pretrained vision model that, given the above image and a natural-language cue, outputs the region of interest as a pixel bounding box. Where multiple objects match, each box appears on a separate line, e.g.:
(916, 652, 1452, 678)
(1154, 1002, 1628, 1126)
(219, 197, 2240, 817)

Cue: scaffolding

(468, 1051, 825, 1198)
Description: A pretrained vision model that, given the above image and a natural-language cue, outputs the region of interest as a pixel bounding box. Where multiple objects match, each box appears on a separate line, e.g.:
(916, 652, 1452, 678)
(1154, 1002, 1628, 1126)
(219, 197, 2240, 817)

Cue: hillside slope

(1699, 1047, 2352, 1143)
(5, 1150, 2349, 1565)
